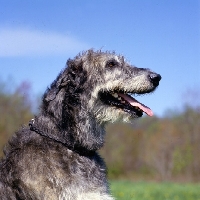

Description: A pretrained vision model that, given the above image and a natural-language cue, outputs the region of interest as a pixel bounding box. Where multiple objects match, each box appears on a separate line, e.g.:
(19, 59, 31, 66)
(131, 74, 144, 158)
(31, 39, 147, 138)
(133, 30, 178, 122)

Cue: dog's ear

(42, 57, 87, 125)
(44, 58, 86, 102)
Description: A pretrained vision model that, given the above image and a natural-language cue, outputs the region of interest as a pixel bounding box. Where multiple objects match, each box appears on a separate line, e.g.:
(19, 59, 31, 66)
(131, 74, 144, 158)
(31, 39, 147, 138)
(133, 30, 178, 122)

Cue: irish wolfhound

(0, 50, 161, 199)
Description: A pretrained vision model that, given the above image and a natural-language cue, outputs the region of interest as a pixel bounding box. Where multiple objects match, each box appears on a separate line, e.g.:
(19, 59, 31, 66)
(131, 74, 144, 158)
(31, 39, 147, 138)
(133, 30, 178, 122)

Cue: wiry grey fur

(0, 50, 161, 200)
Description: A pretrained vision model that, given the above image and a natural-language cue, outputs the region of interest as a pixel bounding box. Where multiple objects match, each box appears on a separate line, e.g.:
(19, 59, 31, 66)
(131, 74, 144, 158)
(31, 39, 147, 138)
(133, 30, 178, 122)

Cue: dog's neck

(30, 111, 106, 153)
(29, 116, 102, 156)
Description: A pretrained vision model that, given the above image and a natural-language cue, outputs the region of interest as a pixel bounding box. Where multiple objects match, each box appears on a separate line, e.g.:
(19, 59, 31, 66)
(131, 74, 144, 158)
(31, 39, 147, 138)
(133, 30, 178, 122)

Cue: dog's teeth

(121, 101, 126, 104)
(112, 93, 118, 98)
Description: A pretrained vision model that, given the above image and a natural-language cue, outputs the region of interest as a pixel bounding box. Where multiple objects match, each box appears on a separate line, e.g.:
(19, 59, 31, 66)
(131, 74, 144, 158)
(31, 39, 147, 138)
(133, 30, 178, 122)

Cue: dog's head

(43, 50, 161, 126)
(40, 50, 161, 150)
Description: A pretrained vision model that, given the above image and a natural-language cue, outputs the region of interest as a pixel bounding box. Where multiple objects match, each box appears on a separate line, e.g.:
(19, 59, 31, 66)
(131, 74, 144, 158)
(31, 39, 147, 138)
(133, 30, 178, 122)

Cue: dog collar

(28, 118, 95, 157)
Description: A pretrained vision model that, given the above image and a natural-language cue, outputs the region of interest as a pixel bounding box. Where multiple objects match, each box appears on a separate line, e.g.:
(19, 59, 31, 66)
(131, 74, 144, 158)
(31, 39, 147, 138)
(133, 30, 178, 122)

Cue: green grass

(110, 181, 200, 200)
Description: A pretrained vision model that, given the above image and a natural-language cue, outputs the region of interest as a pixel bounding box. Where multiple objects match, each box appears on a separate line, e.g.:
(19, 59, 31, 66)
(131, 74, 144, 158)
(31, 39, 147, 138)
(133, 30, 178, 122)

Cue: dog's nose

(149, 73, 162, 86)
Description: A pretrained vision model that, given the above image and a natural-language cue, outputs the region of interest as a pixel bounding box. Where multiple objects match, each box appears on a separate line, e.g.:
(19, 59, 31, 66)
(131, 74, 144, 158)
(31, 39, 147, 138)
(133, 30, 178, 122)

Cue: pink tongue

(118, 93, 153, 116)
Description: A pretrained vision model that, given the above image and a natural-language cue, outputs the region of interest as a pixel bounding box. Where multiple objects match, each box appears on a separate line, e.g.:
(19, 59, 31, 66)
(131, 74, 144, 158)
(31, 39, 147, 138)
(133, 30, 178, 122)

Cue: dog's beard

(93, 103, 138, 124)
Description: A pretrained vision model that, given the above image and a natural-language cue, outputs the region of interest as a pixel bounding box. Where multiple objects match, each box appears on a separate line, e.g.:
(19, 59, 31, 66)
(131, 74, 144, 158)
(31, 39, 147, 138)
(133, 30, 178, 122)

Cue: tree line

(0, 80, 200, 182)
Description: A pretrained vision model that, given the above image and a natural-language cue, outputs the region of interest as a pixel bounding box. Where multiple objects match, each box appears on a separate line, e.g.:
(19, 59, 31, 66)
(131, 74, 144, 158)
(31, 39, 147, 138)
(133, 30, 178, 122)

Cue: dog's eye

(106, 60, 118, 68)
(108, 62, 115, 67)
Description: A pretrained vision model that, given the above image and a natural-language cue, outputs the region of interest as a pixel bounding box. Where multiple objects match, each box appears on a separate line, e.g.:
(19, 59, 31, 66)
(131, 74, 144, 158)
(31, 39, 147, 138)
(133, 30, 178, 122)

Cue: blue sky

(0, 0, 199, 116)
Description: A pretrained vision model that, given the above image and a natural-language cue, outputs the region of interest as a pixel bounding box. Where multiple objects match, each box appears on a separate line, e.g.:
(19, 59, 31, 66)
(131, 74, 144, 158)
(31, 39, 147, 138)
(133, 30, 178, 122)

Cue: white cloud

(0, 27, 90, 57)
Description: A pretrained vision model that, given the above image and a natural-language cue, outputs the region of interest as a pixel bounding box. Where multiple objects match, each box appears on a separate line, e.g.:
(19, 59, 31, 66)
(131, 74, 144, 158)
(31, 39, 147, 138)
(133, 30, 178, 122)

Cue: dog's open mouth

(99, 91, 153, 117)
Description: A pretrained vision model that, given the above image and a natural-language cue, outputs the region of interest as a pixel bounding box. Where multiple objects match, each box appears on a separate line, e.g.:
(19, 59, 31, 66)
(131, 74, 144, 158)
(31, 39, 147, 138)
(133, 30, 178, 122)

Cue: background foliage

(102, 106, 200, 182)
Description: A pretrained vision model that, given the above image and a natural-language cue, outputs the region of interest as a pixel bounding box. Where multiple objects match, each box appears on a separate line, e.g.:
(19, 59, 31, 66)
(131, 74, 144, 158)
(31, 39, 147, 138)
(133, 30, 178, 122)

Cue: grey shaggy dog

(0, 50, 161, 200)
